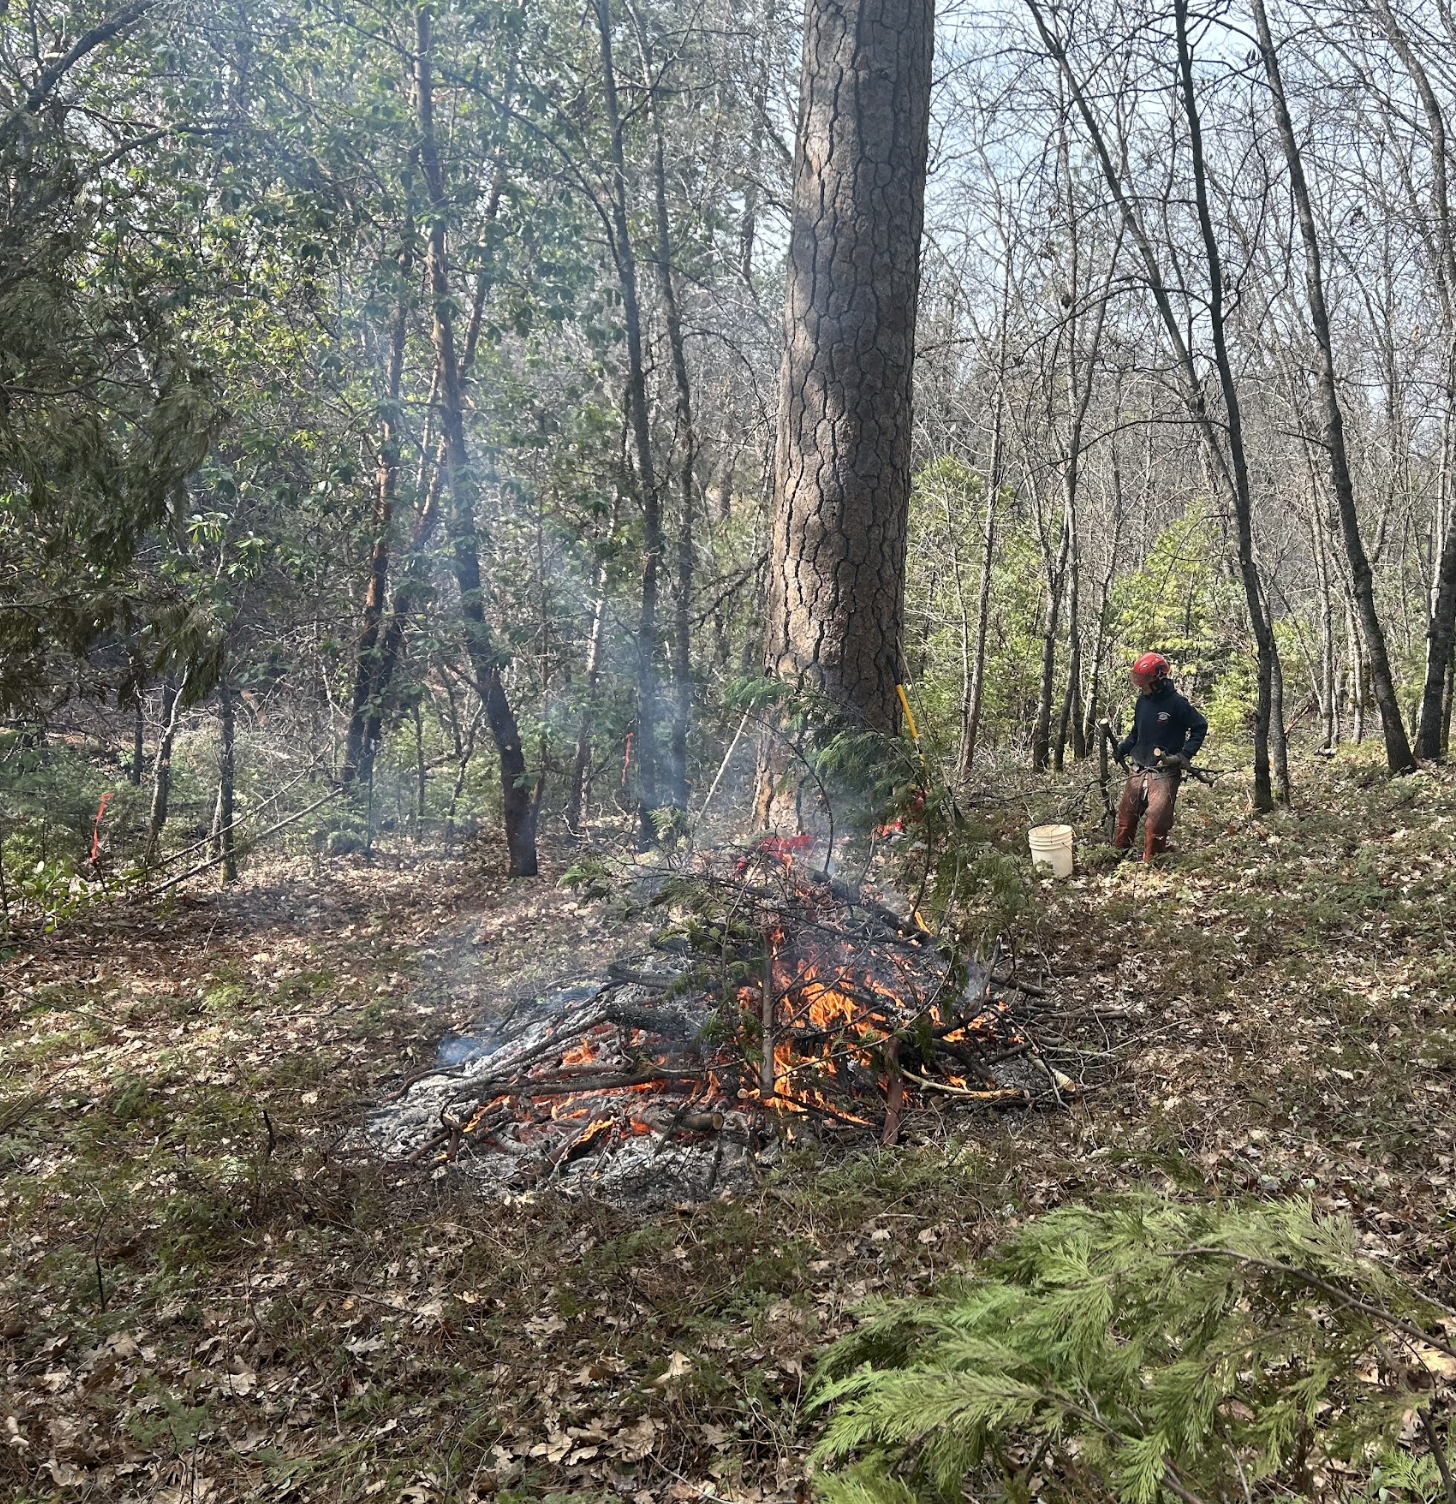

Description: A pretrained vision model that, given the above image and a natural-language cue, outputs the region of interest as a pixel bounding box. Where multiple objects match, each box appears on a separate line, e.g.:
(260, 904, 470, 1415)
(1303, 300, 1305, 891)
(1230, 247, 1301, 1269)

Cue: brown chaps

(1113, 770, 1181, 860)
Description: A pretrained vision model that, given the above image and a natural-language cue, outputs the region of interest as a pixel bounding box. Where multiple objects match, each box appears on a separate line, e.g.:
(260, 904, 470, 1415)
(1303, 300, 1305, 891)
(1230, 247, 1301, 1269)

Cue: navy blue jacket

(1117, 685, 1208, 768)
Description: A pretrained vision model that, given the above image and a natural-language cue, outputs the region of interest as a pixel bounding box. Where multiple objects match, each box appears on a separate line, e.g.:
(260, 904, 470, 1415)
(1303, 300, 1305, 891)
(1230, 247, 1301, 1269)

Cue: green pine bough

(812, 1197, 1456, 1504)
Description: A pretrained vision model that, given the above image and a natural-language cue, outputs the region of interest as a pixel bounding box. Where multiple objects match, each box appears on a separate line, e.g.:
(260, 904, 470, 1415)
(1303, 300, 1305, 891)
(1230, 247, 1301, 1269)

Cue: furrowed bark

(759, 0, 935, 818)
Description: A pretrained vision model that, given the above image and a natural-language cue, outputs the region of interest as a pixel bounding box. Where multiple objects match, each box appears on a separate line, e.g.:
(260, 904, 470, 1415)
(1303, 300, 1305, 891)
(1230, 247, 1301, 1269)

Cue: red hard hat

(1131, 652, 1170, 690)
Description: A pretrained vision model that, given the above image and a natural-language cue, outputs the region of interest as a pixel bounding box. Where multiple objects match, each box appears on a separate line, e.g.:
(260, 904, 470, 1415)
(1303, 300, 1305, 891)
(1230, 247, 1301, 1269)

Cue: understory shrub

(813, 1196, 1455, 1504)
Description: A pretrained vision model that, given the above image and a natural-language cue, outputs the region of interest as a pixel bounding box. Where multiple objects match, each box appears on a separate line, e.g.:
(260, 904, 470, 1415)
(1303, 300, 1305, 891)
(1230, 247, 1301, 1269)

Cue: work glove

(1161, 752, 1188, 772)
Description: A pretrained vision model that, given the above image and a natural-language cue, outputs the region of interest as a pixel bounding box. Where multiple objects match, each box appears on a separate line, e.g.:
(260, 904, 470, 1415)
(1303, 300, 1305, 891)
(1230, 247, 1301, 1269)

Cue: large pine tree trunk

(759, 0, 934, 814)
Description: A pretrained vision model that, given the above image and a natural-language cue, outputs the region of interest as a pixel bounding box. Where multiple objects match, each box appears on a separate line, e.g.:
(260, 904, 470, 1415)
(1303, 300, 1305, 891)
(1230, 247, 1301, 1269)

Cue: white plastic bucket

(1028, 823, 1074, 878)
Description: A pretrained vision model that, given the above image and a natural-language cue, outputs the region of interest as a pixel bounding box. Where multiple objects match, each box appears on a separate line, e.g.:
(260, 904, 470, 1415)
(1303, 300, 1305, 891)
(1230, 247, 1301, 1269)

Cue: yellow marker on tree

(896, 683, 919, 742)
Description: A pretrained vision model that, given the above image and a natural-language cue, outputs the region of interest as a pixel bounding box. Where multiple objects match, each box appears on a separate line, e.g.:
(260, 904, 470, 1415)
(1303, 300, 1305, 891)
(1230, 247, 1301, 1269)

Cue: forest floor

(2, 755, 1454, 1504)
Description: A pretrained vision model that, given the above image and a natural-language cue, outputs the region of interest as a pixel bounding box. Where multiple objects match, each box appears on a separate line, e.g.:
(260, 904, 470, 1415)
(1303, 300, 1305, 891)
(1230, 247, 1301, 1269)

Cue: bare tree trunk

(347, 160, 502, 793)
(143, 674, 186, 868)
(1270, 644, 1290, 805)
(957, 416, 1001, 784)
(564, 478, 621, 839)
(634, 20, 698, 811)
(1032, 513, 1069, 772)
(1173, 0, 1284, 807)
(343, 239, 410, 788)
(739, 0, 776, 287)
(1037, 130, 1114, 776)
(1422, 399, 1456, 755)
(1311, 499, 1339, 748)
(415, 7, 537, 877)
(130, 692, 145, 786)
(1081, 439, 1124, 750)
(1373, 2, 1456, 760)
(1442, 653, 1454, 753)
(1031, 0, 1283, 811)
(1250, 0, 1413, 776)
(595, 0, 662, 849)
(759, 0, 935, 778)
(413, 701, 427, 824)
(566, 592, 606, 841)
(215, 678, 237, 884)
(1345, 591, 1366, 743)
(446, 709, 481, 841)
(1057, 534, 1084, 766)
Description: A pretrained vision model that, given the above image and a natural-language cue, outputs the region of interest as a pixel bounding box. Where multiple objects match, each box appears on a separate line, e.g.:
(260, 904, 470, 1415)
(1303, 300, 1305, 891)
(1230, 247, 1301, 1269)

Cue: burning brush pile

(370, 846, 1084, 1205)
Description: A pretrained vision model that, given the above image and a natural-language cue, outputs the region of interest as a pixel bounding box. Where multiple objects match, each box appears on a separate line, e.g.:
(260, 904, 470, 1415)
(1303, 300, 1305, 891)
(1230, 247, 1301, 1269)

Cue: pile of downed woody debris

(370, 843, 1093, 1205)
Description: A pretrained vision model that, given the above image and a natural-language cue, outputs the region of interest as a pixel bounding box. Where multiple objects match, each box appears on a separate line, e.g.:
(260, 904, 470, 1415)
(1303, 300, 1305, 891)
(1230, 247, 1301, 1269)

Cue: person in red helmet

(1112, 653, 1208, 861)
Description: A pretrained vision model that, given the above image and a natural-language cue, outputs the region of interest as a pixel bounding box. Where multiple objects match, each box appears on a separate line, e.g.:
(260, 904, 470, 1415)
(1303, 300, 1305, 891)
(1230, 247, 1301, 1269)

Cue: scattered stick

(689, 710, 750, 851)
(760, 942, 775, 1100)
(381, 1062, 466, 1103)
(605, 964, 673, 989)
(880, 1039, 904, 1147)
(131, 786, 345, 901)
(902, 1070, 1031, 1106)
(992, 973, 1050, 999)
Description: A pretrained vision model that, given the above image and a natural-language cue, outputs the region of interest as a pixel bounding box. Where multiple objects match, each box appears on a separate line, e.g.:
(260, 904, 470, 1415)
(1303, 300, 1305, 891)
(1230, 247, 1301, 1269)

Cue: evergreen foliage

(813, 1197, 1456, 1504)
